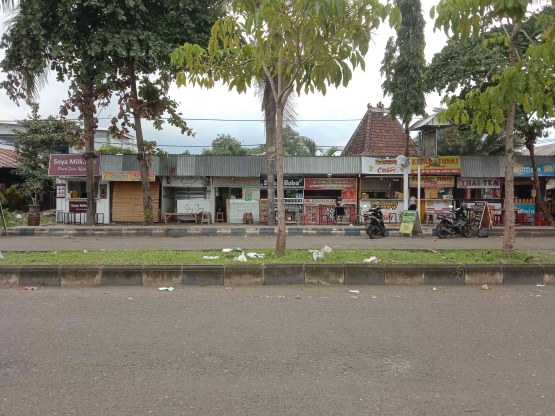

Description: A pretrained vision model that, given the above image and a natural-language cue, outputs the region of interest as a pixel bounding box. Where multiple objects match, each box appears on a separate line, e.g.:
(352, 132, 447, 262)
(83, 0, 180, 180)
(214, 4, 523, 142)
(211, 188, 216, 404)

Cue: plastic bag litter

(0, 252, 3, 259)
(222, 249, 233, 253)
(247, 252, 258, 258)
(349, 290, 360, 293)
(233, 252, 248, 262)
(481, 284, 490, 290)
(363, 256, 379, 263)
(432, 287, 438, 291)
(313, 251, 324, 262)
(158, 287, 174, 291)
(247, 252, 265, 259)
(321, 245, 333, 253)
(202, 256, 219, 260)
(233, 247, 242, 252)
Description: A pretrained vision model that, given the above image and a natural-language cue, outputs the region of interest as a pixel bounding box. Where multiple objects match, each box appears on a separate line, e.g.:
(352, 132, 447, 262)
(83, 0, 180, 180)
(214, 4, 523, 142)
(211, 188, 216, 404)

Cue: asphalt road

(0, 286, 554, 416)
(1, 235, 554, 251)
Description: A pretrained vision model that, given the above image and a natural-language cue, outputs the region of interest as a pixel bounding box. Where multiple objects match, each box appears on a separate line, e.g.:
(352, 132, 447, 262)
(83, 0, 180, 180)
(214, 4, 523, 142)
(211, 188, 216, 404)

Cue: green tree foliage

(13, 106, 80, 205)
(172, 0, 400, 255)
(201, 134, 250, 156)
(380, 0, 427, 157)
(432, 1, 555, 253)
(97, 145, 137, 155)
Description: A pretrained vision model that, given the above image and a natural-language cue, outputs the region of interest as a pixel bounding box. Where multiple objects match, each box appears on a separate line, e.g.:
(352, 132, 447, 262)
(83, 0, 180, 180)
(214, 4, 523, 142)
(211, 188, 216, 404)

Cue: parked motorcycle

(362, 205, 387, 239)
(436, 202, 472, 239)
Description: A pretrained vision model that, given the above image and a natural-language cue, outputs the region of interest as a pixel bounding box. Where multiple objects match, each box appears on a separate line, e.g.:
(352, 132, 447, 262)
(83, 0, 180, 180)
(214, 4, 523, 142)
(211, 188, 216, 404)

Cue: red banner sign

(48, 154, 101, 176)
(69, 200, 87, 213)
(304, 178, 357, 190)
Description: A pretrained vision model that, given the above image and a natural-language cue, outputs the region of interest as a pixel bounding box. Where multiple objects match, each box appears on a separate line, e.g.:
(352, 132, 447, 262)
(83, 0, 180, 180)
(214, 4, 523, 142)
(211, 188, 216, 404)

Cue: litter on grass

(247, 252, 266, 259)
(233, 252, 247, 262)
(363, 256, 379, 263)
(222, 249, 233, 253)
(321, 245, 333, 253)
(0, 252, 3, 259)
(202, 256, 219, 260)
(313, 251, 324, 262)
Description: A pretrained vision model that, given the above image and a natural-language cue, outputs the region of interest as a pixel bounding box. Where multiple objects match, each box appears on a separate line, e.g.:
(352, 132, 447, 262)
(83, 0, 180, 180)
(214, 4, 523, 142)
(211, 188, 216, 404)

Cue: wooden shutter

(112, 181, 160, 222)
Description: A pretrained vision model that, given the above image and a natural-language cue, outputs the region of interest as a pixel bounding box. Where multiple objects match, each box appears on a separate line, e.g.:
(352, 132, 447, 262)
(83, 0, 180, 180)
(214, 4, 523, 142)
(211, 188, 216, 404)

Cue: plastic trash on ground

(0, 252, 3, 259)
(225, 287, 233, 291)
(432, 287, 438, 291)
(313, 251, 324, 262)
(349, 290, 360, 293)
(233, 247, 242, 252)
(363, 256, 379, 263)
(158, 287, 174, 291)
(321, 245, 333, 253)
(222, 249, 233, 253)
(202, 256, 219, 260)
(481, 284, 490, 290)
(233, 252, 248, 262)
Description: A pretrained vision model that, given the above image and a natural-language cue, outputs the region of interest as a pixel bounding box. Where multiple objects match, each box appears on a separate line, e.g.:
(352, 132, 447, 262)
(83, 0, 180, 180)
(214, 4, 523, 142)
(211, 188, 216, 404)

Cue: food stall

(259, 177, 305, 223)
(213, 177, 260, 223)
(303, 177, 357, 224)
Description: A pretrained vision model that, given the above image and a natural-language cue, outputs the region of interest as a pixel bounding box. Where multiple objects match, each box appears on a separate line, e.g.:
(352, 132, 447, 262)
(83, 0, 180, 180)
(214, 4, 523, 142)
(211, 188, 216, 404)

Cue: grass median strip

(2, 249, 555, 265)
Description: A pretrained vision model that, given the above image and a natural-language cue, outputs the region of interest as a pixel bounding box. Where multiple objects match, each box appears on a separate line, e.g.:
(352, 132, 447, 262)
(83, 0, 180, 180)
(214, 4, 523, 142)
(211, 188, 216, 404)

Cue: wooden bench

(162, 212, 202, 224)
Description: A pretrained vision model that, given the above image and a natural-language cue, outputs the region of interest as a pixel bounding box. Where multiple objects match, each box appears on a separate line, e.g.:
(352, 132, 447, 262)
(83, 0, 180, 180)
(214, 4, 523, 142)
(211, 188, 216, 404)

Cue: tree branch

(503, 23, 520, 60)
(261, 61, 278, 102)
(519, 29, 535, 45)
(479, 58, 507, 89)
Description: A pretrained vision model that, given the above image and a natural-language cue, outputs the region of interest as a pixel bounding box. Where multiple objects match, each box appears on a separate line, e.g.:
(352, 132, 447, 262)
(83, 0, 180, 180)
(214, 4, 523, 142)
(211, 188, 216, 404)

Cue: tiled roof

(342, 104, 418, 157)
(0, 148, 19, 168)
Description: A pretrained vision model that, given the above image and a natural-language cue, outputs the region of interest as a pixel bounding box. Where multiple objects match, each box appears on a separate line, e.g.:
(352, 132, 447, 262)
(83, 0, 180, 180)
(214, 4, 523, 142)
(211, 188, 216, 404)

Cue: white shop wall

(55, 177, 111, 224)
(162, 176, 213, 221)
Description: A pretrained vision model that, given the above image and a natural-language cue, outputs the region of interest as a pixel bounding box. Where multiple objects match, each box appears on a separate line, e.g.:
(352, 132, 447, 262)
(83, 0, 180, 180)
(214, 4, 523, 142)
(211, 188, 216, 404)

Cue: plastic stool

(242, 212, 253, 224)
(534, 213, 549, 226)
(201, 211, 211, 224)
(424, 213, 434, 225)
(493, 214, 503, 225)
(216, 212, 225, 222)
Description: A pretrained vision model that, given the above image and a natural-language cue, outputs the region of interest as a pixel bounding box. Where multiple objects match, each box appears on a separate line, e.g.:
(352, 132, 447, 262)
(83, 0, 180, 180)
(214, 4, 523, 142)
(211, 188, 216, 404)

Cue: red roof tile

(342, 104, 418, 157)
(0, 148, 19, 168)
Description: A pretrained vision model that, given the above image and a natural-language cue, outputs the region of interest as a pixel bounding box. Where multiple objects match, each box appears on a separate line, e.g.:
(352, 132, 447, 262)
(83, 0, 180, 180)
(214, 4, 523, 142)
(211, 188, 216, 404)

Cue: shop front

(102, 171, 159, 223)
(48, 154, 110, 224)
(513, 161, 555, 217)
(360, 157, 405, 222)
(162, 176, 212, 223)
(259, 177, 304, 223)
(213, 177, 260, 223)
(303, 177, 357, 224)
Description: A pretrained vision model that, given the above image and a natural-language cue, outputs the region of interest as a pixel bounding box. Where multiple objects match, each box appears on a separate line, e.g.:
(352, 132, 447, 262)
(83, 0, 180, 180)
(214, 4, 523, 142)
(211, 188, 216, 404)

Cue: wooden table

(162, 212, 202, 224)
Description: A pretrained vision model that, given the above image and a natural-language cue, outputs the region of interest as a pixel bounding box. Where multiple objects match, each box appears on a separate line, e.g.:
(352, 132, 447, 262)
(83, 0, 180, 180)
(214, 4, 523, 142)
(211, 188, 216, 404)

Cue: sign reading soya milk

(48, 154, 101, 176)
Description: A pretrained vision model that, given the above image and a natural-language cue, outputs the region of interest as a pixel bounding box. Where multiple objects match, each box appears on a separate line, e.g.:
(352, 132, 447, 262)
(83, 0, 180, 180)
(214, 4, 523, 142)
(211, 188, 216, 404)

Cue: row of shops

(49, 154, 555, 225)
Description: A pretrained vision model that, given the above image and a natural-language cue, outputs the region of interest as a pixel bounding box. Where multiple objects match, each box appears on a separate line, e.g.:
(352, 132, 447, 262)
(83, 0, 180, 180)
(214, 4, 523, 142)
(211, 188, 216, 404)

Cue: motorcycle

(436, 202, 473, 239)
(362, 205, 387, 239)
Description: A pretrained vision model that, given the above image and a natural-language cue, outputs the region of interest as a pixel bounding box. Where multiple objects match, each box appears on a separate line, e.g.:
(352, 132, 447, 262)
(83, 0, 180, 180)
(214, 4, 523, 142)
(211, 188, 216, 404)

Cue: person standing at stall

(335, 196, 345, 222)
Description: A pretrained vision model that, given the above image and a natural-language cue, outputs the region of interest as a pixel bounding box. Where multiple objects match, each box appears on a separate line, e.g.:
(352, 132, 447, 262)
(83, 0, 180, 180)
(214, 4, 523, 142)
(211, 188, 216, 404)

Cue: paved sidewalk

(4, 222, 555, 238)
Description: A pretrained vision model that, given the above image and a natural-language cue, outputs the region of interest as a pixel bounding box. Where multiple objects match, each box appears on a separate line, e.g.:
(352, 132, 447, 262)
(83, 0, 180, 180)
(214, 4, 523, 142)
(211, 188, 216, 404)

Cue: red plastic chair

(534, 213, 549, 226)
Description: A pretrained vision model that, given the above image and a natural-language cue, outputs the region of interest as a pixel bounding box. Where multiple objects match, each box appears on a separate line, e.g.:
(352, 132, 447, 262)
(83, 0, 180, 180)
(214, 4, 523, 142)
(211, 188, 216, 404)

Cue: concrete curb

(1, 264, 554, 287)
(6, 226, 555, 238)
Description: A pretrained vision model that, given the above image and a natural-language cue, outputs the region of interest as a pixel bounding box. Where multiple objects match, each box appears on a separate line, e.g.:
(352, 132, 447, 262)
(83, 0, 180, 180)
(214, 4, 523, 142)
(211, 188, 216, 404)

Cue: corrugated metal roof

(515, 155, 555, 164)
(100, 154, 161, 173)
(409, 113, 453, 131)
(460, 156, 504, 177)
(0, 148, 18, 168)
(284, 157, 360, 174)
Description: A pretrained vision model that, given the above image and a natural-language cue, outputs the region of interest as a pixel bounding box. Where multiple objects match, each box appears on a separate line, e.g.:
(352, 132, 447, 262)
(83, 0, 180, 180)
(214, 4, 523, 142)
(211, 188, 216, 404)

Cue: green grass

(1, 249, 554, 265)
(0, 210, 55, 228)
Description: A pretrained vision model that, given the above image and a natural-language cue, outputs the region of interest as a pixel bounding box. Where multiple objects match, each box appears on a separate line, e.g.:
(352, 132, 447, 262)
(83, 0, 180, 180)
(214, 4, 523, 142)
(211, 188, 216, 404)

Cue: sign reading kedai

(48, 154, 101, 176)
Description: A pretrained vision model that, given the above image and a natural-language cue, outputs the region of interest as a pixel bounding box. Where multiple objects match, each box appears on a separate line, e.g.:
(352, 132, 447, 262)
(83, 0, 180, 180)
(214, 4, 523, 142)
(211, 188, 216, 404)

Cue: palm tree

(320, 146, 341, 157)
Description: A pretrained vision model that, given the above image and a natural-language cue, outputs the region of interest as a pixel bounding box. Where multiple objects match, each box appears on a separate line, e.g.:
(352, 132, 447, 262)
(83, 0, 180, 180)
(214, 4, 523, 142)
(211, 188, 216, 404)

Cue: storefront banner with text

(513, 162, 555, 177)
(410, 156, 461, 174)
(49, 154, 101, 176)
(409, 176, 455, 188)
(304, 178, 357, 190)
(102, 171, 155, 181)
(361, 157, 405, 175)
(212, 177, 259, 187)
(457, 178, 501, 188)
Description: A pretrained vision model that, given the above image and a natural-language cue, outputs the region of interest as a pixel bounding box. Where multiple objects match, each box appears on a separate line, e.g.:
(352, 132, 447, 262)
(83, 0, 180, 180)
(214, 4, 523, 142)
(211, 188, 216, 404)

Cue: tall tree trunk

(275, 104, 286, 256)
(128, 55, 153, 224)
(82, 81, 97, 226)
(526, 138, 554, 226)
(502, 20, 521, 256)
(403, 123, 410, 211)
(265, 80, 277, 226)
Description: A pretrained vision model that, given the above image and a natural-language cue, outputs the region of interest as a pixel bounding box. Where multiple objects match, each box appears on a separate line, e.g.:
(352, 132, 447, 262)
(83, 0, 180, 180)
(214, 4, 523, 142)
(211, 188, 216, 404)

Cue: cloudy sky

(0, 1, 449, 153)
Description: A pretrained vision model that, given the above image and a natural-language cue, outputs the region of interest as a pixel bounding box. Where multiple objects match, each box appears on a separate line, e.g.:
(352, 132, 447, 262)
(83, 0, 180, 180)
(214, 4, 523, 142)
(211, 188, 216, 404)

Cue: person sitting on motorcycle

(408, 196, 417, 211)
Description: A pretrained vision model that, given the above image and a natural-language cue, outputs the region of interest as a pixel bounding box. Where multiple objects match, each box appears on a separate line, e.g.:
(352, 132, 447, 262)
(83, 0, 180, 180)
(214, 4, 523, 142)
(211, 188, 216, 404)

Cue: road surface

(1, 235, 554, 251)
(0, 286, 553, 415)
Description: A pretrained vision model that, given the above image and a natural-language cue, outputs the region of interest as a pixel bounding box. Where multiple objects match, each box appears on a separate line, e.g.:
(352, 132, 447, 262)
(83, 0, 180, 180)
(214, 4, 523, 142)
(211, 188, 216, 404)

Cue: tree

(172, 0, 400, 255)
(182, 150, 192, 155)
(432, 1, 555, 254)
(201, 134, 250, 155)
(380, 0, 427, 211)
(321, 146, 342, 157)
(13, 106, 80, 206)
(97, 145, 137, 155)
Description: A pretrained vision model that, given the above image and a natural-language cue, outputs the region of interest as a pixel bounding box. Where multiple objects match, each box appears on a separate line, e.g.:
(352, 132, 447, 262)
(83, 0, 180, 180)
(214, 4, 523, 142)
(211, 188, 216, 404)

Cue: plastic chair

(534, 213, 549, 226)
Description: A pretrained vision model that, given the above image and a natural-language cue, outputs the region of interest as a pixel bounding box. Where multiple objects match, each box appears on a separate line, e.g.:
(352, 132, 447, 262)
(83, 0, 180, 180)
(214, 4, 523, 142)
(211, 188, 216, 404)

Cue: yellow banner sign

(410, 156, 461, 174)
(409, 176, 455, 188)
(101, 171, 155, 181)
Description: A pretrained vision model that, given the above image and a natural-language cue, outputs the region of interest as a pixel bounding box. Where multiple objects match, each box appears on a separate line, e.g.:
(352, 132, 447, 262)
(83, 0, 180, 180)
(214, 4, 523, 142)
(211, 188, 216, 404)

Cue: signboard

(361, 157, 404, 175)
(457, 178, 501, 189)
(410, 156, 461, 174)
(48, 154, 101, 176)
(364, 200, 404, 223)
(56, 183, 66, 198)
(409, 176, 455, 188)
(259, 177, 304, 189)
(99, 184, 107, 199)
(167, 176, 210, 187)
(242, 187, 260, 201)
(212, 177, 258, 187)
(399, 210, 423, 236)
(473, 201, 492, 229)
(304, 198, 335, 204)
(101, 171, 155, 181)
(513, 162, 555, 177)
(515, 203, 535, 215)
(69, 200, 87, 213)
(229, 200, 260, 223)
(304, 178, 357, 190)
(341, 189, 357, 204)
(425, 200, 452, 214)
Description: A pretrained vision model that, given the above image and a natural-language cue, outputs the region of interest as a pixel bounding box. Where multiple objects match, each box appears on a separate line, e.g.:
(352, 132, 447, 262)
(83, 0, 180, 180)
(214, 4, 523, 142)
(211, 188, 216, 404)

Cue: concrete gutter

(1, 264, 554, 287)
